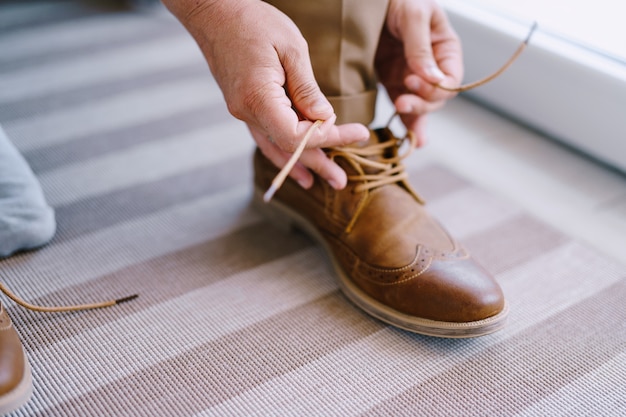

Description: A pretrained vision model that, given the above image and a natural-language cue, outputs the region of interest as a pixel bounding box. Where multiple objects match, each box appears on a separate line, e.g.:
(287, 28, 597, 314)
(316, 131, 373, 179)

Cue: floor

(374, 92, 626, 266)
(1, 3, 625, 416)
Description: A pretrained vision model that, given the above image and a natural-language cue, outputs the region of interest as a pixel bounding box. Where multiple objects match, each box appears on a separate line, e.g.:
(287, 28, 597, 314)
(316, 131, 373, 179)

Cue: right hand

(163, 0, 370, 189)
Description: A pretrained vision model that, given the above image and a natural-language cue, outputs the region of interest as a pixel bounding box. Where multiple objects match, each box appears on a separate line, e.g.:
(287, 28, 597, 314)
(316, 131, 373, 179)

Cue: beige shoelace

(0, 281, 137, 313)
(329, 127, 422, 233)
(263, 22, 538, 202)
(327, 126, 417, 193)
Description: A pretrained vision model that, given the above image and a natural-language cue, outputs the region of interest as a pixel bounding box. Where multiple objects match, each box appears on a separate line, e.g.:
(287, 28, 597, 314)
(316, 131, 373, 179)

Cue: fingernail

(426, 64, 445, 82)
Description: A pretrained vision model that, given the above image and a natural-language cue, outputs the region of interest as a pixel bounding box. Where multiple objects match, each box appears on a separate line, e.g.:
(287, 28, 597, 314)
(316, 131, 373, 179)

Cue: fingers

(398, 113, 429, 147)
(237, 22, 369, 154)
(251, 126, 350, 190)
(394, 1, 442, 84)
(258, 113, 369, 154)
(278, 42, 335, 122)
(305, 118, 370, 150)
(386, 0, 463, 104)
(170, 0, 366, 191)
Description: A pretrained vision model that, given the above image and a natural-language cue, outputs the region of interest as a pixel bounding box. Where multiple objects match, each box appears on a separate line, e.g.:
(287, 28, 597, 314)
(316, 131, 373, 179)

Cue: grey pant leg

(0, 125, 56, 258)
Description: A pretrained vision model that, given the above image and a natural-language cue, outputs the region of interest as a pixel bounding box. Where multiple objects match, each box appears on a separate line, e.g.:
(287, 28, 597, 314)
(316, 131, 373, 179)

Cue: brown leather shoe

(253, 127, 508, 338)
(0, 302, 32, 414)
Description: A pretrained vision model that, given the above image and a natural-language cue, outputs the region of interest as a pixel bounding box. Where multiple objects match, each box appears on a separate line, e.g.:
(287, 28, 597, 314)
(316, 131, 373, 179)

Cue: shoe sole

(254, 187, 509, 338)
(0, 360, 33, 415)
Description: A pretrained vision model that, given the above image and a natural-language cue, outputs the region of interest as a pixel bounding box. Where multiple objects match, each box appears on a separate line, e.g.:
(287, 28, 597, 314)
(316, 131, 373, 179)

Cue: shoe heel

(252, 188, 296, 234)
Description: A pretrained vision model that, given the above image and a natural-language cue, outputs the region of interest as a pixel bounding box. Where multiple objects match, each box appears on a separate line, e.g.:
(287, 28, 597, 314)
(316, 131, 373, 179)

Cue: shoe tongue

(346, 128, 396, 174)
(352, 128, 387, 149)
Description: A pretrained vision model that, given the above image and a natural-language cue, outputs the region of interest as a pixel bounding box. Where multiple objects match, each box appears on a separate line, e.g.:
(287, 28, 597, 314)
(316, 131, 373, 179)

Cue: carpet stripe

(5, 77, 221, 152)
(23, 102, 230, 174)
(200, 242, 625, 417)
(14, 221, 314, 349)
(0, 35, 202, 104)
(35, 292, 384, 417)
(463, 213, 569, 274)
(0, 65, 210, 124)
(426, 185, 523, 240)
(514, 351, 626, 417)
(38, 121, 252, 207)
(0, 9, 180, 71)
(21, 248, 340, 415)
(0, 1, 100, 33)
(408, 164, 471, 201)
(1, 185, 259, 299)
(51, 152, 250, 243)
(361, 278, 626, 417)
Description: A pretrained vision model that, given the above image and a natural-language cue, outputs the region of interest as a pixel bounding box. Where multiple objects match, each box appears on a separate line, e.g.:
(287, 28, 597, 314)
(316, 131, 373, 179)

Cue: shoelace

(0, 281, 137, 313)
(329, 127, 423, 233)
(327, 125, 417, 193)
(263, 22, 537, 202)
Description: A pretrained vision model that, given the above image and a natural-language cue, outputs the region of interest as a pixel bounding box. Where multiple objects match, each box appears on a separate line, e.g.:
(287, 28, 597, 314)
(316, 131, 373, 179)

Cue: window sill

(442, 0, 626, 173)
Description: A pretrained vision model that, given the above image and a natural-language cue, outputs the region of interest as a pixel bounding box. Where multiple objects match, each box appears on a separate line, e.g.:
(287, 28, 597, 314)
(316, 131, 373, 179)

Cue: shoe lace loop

(328, 129, 417, 193)
(328, 130, 421, 234)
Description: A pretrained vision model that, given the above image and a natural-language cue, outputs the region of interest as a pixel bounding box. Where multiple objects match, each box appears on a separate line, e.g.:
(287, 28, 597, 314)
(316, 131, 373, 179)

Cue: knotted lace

(329, 127, 424, 233)
(327, 127, 417, 193)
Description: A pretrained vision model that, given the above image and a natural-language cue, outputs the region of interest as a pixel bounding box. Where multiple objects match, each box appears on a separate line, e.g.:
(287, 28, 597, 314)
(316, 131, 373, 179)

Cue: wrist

(163, 0, 250, 28)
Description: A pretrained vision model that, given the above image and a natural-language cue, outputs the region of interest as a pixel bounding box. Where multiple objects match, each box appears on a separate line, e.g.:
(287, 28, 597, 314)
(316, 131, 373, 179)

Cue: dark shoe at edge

(0, 302, 33, 414)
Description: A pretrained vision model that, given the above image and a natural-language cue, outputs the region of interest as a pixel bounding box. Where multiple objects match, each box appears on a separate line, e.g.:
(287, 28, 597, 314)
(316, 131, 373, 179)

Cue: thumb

(401, 10, 446, 84)
(281, 47, 335, 122)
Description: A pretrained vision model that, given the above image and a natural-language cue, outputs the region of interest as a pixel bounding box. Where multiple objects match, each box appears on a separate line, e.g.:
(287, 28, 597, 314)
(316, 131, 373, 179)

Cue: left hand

(375, 0, 464, 145)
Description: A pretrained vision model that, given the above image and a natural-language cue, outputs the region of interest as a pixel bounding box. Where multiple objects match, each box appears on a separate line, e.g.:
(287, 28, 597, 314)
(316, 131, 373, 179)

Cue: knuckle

(290, 81, 319, 102)
(278, 136, 299, 153)
(228, 83, 268, 121)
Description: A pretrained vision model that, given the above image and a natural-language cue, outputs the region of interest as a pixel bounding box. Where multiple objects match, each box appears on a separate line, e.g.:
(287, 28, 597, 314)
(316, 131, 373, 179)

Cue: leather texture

(0, 302, 31, 414)
(254, 128, 508, 337)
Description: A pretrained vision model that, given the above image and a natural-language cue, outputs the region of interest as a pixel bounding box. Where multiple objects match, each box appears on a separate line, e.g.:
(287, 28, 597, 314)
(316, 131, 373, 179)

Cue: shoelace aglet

(264, 120, 324, 202)
(263, 184, 279, 203)
(433, 21, 538, 93)
(115, 294, 139, 304)
(525, 21, 539, 45)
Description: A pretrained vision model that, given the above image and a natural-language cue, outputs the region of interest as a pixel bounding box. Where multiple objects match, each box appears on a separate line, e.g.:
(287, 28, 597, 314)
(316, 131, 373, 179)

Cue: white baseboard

(443, 0, 626, 173)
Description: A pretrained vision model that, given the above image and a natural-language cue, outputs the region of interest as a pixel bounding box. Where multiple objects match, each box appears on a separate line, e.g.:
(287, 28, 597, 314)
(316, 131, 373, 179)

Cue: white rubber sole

(254, 188, 508, 338)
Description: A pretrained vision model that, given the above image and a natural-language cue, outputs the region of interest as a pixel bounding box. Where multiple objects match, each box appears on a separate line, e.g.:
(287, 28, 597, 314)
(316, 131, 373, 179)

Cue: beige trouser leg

(265, 0, 390, 125)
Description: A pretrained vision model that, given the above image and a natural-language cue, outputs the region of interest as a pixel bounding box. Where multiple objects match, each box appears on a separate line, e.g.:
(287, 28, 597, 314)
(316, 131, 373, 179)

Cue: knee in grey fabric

(0, 125, 56, 258)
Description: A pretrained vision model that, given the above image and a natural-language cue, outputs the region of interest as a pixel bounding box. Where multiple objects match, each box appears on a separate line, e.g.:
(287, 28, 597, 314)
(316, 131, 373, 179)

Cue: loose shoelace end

(263, 120, 324, 203)
(115, 294, 139, 305)
(0, 281, 139, 313)
(263, 184, 278, 203)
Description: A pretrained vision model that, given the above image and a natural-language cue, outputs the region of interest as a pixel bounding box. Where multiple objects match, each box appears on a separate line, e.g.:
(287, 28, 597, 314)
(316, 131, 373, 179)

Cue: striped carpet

(1, 2, 625, 416)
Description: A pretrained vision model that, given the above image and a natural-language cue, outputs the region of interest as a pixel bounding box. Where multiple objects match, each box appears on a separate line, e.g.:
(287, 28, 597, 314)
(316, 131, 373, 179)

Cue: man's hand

(163, 0, 369, 189)
(375, 0, 463, 146)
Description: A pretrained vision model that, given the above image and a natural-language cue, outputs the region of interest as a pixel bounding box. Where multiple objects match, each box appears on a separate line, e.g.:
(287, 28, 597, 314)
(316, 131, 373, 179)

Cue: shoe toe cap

(360, 256, 506, 324)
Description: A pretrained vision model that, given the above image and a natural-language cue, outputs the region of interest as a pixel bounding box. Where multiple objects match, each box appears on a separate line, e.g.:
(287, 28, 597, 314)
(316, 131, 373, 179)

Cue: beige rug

(1, 2, 625, 416)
